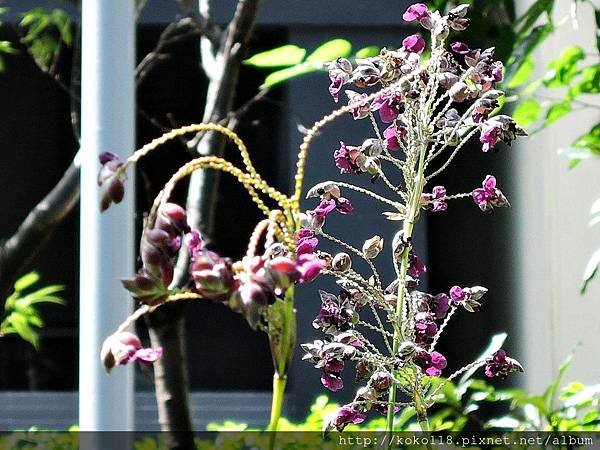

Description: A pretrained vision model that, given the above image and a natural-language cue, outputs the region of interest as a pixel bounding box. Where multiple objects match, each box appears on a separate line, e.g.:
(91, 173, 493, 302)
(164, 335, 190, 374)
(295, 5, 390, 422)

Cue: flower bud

(332, 253, 352, 272)
(371, 370, 392, 391)
(362, 235, 384, 259)
(392, 230, 411, 257)
(155, 203, 189, 235)
(397, 341, 417, 360)
(98, 152, 126, 212)
(449, 81, 469, 102)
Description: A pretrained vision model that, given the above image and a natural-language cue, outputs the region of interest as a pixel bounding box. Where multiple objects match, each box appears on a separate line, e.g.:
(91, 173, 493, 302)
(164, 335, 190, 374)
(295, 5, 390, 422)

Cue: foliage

(244, 39, 377, 88)
(19, 7, 73, 72)
(0, 7, 18, 72)
(205, 355, 599, 435)
(0, 361, 597, 446)
(0, 272, 65, 349)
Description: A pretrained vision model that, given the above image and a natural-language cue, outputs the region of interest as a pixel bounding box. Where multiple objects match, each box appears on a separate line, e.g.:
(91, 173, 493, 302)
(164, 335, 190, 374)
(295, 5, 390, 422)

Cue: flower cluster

(305, 2, 525, 433)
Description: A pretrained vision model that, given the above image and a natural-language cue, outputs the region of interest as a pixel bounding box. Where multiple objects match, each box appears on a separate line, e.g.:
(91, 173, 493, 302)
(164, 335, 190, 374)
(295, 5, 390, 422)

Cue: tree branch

(0, 160, 80, 304)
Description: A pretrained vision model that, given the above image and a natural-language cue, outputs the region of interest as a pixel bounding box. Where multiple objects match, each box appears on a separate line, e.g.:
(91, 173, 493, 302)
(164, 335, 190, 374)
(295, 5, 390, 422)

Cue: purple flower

(334, 141, 361, 174)
(421, 186, 448, 212)
(346, 90, 370, 120)
(191, 249, 237, 301)
(335, 197, 354, 215)
(314, 199, 336, 216)
(296, 253, 325, 283)
(313, 290, 357, 335)
(328, 58, 353, 102)
(492, 61, 504, 82)
(402, 34, 426, 54)
(325, 405, 366, 432)
(403, 3, 430, 22)
(480, 115, 527, 152)
(187, 229, 204, 260)
(321, 358, 344, 392)
(371, 91, 404, 123)
(472, 175, 510, 213)
(451, 41, 471, 54)
(383, 123, 407, 151)
(414, 349, 447, 376)
(101, 331, 162, 373)
(408, 251, 427, 279)
(296, 228, 319, 255)
(432, 293, 450, 319)
(449, 285, 467, 303)
(97, 152, 125, 212)
(485, 349, 524, 379)
(449, 285, 488, 312)
(414, 312, 438, 345)
(448, 4, 470, 31)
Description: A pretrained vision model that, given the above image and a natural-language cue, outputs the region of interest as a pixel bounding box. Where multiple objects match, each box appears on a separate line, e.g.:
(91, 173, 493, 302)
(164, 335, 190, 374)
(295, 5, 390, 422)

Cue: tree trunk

(145, 2, 261, 448)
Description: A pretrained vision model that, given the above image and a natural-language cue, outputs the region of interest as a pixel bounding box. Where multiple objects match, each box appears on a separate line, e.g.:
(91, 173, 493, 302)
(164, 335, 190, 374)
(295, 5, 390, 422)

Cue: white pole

(79, 0, 135, 430)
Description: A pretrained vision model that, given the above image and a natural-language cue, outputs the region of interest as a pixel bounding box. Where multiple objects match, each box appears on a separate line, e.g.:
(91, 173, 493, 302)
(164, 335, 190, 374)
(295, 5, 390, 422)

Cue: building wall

(513, 0, 600, 393)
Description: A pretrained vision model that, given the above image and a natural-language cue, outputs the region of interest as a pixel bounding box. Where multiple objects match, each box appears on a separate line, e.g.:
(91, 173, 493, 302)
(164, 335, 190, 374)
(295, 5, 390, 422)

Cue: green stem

(266, 286, 296, 449)
(267, 373, 287, 436)
(385, 143, 428, 441)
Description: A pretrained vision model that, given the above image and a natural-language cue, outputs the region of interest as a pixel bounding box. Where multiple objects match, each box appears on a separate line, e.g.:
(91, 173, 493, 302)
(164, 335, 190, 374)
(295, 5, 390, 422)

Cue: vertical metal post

(79, 0, 135, 430)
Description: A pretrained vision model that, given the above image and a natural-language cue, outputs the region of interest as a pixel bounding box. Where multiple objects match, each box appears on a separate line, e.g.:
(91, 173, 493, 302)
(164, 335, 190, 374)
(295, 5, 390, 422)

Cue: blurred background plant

(0, 271, 64, 349)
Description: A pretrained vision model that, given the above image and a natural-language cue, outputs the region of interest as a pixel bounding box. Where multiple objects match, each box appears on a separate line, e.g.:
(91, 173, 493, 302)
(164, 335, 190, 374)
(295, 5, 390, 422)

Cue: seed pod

(362, 235, 384, 259)
(397, 341, 417, 360)
(361, 138, 383, 157)
(332, 253, 352, 272)
(392, 230, 411, 257)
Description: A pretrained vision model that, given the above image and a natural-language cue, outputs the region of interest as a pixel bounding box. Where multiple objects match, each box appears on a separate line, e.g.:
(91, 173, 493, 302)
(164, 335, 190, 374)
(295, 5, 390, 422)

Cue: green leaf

(243, 45, 306, 68)
(513, 98, 542, 127)
(568, 64, 600, 98)
(545, 101, 571, 126)
(559, 123, 600, 169)
(14, 272, 40, 292)
(19, 284, 65, 305)
(544, 350, 575, 411)
(8, 313, 39, 348)
(486, 416, 521, 429)
(507, 55, 534, 89)
(543, 46, 585, 88)
(581, 247, 600, 294)
(306, 39, 352, 63)
(355, 46, 380, 59)
(0, 40, 17, 55)
(261, 63, 318, 88)
(506, 23, 554, 83)
(515, 0, 554, 38)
